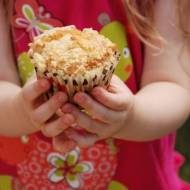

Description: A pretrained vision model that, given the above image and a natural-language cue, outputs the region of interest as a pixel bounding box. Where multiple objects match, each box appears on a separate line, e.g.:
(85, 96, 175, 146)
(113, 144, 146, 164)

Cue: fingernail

(44, 128, 51, 136)
(71, 123, 77, 127)
(66, 132, 76, 139)
(63, 115, 75, 125)
(75, 93, 86, 103)
(39, 79, 49, 88)
(62, 104, 73, 112)
(60, 141, 76, 153)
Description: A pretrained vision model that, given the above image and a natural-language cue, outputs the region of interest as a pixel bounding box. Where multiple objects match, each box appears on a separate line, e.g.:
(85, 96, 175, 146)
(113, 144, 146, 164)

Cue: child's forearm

(0, 81, 38, 136)
(115, 82, 190, 141)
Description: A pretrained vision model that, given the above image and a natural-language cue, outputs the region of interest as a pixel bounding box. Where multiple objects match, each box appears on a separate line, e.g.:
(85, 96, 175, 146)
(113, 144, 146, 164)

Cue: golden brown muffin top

(28, 26, 119, 75)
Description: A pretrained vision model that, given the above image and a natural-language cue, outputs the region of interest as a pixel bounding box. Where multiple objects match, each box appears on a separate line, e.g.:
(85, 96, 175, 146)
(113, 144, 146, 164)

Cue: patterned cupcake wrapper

(35, 60, 117, 101)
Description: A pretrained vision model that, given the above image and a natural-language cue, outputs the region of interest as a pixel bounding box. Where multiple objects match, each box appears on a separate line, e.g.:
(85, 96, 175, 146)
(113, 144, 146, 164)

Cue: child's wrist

(113, 94, 136, 140)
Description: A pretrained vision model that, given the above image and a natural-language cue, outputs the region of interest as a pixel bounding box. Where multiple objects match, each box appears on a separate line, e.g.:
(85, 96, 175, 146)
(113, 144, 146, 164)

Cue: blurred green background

(176, 117, 190, 182)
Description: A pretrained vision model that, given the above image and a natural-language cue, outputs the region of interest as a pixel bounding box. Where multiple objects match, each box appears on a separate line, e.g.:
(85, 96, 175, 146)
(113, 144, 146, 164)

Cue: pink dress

(0, 0, 189, 189)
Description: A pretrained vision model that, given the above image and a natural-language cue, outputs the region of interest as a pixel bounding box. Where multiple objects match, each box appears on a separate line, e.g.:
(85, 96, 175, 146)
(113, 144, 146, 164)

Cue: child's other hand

(62, 75, 134, 148)
(16, 79, 75, 136)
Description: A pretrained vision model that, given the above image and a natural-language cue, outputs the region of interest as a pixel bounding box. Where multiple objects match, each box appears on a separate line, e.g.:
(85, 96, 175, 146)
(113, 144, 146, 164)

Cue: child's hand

(62, 75, 134, 147)
(15, 79, 75, 137)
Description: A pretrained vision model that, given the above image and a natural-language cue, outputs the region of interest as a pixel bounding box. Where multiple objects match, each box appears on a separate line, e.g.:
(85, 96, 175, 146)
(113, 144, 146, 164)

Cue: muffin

(28, 25, 120, 100)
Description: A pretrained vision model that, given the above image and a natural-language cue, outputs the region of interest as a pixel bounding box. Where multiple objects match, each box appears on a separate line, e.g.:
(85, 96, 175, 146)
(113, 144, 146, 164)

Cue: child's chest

(13, 0, 117, 30)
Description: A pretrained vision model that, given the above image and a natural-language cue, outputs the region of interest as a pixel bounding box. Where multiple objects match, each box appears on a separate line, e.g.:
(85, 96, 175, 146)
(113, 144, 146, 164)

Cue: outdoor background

(176, 117, 190, 182)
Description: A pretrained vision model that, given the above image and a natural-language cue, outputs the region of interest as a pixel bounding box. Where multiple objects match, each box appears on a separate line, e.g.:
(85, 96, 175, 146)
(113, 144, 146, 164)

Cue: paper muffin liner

(35, 54, 119, 101)
(29, 26, 121, 101)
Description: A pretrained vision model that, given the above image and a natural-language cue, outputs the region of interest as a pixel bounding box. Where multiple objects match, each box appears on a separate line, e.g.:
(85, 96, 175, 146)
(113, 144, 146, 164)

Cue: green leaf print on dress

(100, 21, 133, 81)
(0, 176, 12, 190)
(0, 176, 23, 190)
(17, 52, 35, 85)
(108, 180, 128, 190)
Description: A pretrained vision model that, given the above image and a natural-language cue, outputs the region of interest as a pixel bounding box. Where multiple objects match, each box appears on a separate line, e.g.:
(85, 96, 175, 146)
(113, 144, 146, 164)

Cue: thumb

(91, 75, 132, 111)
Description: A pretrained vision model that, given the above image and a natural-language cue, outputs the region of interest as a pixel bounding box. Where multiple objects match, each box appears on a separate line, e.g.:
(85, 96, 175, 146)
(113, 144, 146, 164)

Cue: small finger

(74, 92, 120, 123)
(41, 114, 75, 137)
(53, 132, 77, 153)
(108, 75, 129, 93)
(22, 79, 50, 103)
(62, 104, 109, 138)
(91, 87, 128, 111)
(31, 92, 67, 125)
(66, 129, 99, 148)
